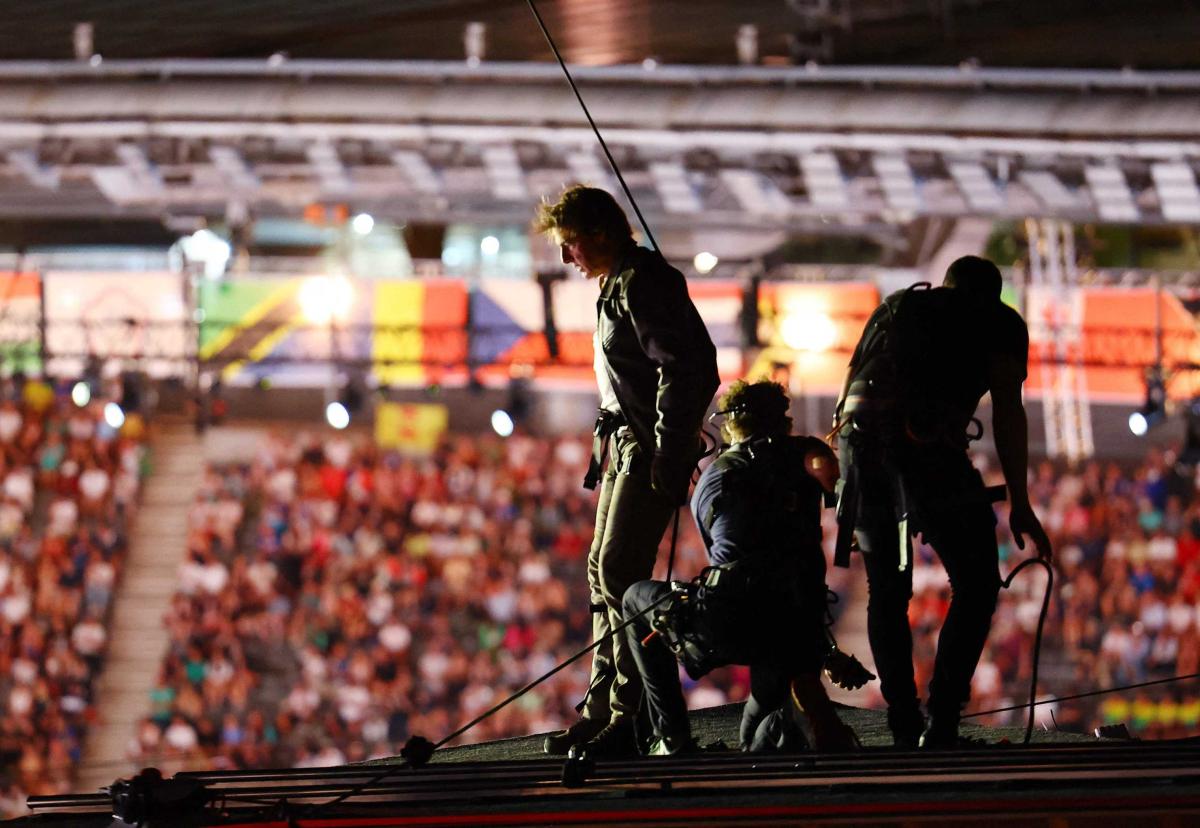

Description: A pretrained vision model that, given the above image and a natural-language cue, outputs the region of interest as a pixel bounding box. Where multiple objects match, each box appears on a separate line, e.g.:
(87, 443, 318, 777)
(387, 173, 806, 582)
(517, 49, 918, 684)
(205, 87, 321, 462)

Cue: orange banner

(1026, 286, 1200, 403)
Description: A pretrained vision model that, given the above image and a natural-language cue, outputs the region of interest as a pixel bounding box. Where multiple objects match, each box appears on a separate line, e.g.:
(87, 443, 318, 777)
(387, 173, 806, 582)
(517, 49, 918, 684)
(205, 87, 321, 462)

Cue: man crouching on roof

(620, 380, 870, 756)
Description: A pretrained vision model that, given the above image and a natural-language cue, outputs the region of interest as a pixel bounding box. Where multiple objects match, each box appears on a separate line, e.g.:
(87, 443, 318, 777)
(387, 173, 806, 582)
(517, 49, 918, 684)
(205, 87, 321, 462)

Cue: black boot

(580, 717, 638, 759)
(920, 708, 977, 749)
(887, 706, 925, 749)
(544, 717, 607, 756)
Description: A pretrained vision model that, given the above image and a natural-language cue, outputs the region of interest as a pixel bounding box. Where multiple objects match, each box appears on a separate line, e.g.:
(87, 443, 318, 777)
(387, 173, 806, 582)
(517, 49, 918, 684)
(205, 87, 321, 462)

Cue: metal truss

(0, 61, 1195, 230)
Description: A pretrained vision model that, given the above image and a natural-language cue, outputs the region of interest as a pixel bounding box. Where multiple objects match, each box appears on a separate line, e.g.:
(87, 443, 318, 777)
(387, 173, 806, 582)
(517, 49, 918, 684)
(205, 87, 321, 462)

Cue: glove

(823, 649, 876, 691)
(651, 451, 692, 505)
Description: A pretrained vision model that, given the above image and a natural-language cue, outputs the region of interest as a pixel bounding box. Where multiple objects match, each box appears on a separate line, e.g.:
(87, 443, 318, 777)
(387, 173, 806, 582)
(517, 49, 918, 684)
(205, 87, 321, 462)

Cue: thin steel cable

(964, 671, 1200, 720)
(665, 506, 681, 582)
(525, 0, 660, 253)
(306, 590, 676, 812)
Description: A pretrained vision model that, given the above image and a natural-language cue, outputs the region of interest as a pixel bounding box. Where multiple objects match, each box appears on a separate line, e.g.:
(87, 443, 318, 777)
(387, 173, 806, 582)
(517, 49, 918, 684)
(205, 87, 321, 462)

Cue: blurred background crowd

(113, 428, 1200, 778)
(1, 406, 1200, 814)
(0, 377, 146, 814)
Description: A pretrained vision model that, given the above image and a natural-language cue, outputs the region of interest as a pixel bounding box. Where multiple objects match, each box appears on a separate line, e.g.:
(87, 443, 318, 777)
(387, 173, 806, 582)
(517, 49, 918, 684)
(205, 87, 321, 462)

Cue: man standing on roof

(534, 185, 719, 758)
(832, 255, 1051, 749)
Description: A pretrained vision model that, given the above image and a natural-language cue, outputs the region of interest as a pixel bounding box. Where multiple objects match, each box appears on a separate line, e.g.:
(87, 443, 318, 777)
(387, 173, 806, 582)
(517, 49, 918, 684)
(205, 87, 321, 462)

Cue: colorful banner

(471, 279, 548, 384)
(0, 272, 41, 374)
(179, 274, 1200, 407)
(467, 277, 749, 387)
(45, 271, 188, 378)
(372, 280, 468, 388)
(197, 277, 469, 387)
(199, 276, 370, 385)
(1027, 286, 1200, 403)
(375, 401, 449, 452)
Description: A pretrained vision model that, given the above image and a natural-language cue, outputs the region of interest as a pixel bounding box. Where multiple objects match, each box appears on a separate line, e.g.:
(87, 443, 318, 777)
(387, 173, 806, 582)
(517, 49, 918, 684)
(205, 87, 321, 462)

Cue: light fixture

(693, 251, 719, 274)
(103, 402, 125, 430)
(480, 235, 500, 256)
(1130, 369, 1167, 437)
(779, 307, 838, 353)
(299, 276, 355, 325)
(179, 228, 232, 280)
(325, 401, 350, 430)
(71, 381, 91, 408)
(490, 409, 514, 438)
(351, 213, 375, 235)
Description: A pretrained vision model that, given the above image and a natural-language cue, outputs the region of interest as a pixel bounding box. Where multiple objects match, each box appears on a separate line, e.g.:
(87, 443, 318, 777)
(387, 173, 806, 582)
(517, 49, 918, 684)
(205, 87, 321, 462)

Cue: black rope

(300, 589, 677, 814)
(665, 506, 681, 582)
(998, 556, 1054, 744)
(525, 0, 660, 254)
(964, 671, 1200, 721)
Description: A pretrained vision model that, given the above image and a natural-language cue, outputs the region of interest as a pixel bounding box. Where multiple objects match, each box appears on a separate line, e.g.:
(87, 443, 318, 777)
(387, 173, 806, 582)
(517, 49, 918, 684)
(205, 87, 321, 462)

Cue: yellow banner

(375, 402, 448, 452)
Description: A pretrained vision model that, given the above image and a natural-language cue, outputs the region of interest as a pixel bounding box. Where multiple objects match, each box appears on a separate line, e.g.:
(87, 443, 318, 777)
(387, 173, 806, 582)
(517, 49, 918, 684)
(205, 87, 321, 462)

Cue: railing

(0, 59, 1193, 94)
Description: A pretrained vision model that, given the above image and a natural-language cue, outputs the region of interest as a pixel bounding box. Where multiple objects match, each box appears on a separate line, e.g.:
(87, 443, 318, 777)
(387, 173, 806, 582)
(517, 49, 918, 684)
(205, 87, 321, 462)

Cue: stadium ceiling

(1, 0, 1196, 69)
(0, 61, 1197, 236)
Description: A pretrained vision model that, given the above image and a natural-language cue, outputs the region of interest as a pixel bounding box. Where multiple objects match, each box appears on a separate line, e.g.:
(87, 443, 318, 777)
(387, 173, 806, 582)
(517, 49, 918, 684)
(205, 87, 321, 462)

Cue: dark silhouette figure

(833, 255, 1051, 748)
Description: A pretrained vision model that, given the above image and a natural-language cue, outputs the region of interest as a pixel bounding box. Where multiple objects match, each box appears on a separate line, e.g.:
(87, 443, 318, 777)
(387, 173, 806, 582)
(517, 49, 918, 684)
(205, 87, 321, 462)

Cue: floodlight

(693, 251, 719, 274)
(299, 277, 355, 325)
(1128, 411, 1149, 437)
(491, 409, 514, 438)
(779, 308, 837, 353)
(103, 402, 125, 430)
(325, 401, 350, 430)
(351, 213, 375, 235)
(1130, 370, 1167, 437)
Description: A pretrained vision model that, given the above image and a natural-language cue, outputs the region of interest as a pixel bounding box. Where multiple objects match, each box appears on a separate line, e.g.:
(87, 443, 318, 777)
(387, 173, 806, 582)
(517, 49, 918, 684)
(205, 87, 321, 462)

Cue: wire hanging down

(525, 0, 660, 253)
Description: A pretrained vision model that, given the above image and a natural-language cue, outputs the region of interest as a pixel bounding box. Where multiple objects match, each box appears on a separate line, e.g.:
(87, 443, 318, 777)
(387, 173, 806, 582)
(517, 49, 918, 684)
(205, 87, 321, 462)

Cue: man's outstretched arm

(989, 355, 1052, 560)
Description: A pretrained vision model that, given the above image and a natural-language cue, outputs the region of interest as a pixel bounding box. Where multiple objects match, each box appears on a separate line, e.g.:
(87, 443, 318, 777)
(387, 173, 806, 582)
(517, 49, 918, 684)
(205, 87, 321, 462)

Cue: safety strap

(833, 465, 858, 569)
(583, 409, 625, 490)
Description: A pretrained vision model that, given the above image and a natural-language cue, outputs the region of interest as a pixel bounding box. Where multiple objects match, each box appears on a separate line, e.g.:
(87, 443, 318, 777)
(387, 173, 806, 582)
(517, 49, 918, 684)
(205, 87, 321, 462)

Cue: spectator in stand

(0, 380, 145, 818)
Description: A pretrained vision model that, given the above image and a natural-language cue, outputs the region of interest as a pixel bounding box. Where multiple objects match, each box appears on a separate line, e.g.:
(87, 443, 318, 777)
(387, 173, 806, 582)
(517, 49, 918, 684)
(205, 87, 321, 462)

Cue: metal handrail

(0, 59, 1194, 93)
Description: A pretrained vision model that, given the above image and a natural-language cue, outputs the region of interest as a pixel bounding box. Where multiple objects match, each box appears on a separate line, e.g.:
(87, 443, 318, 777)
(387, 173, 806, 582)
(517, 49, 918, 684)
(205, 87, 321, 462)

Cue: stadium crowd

(132, 430, 748, 772)
(0, 406, 1193, 801)
(130, 424, 1200, 775)
(0, 377, 146, 817)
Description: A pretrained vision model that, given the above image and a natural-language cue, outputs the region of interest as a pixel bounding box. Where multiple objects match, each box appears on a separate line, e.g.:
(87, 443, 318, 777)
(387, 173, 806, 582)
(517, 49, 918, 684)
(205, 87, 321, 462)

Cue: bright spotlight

(779, 308, 838, 353)
(351, 213, 375, 235)
(1128, 411, 1149, 437)
(480, 235, 500, 256)
(103, 402, 125, 430)
(179, 228, 232, 280)
(693, 251, 719, 274)
(491, 409, 514, 438)
(325, 401, 350, 430)
(71, 381, 91, 408)
(299, 277, 355, 325)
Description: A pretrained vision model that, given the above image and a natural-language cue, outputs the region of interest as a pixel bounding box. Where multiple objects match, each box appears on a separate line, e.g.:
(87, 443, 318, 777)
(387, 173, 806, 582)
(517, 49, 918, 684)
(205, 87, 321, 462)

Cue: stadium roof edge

(0, 59, 1197, 93)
